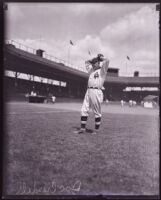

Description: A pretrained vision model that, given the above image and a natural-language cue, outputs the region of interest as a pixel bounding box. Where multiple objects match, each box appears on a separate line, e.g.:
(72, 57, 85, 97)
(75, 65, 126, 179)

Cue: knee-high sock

(95, 117, 101, 130)
(81, 116, 88, 130)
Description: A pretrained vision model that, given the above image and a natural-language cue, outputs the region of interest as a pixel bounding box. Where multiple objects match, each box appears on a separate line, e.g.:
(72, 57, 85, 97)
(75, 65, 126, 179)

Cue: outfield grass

(3, 102, 159, 196)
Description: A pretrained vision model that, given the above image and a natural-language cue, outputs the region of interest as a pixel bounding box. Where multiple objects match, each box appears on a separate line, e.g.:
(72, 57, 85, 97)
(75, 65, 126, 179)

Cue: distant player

(75, 54, 109, 134)
(121, 100, 124, 107)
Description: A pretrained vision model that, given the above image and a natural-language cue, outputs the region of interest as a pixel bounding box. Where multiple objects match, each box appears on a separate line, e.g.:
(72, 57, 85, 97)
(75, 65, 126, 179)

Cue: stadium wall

(4, 76, 159, 103)
(3, 77, 87, 102)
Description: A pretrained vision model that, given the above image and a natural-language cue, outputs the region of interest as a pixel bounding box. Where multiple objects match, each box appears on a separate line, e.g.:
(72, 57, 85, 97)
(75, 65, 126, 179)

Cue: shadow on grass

(72, 126, 93, 133)
(86, 128, 93, 133)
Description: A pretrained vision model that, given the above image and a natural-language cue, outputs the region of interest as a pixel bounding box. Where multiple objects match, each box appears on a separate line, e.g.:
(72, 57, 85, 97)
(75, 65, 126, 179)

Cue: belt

(88, 87, 101, 90)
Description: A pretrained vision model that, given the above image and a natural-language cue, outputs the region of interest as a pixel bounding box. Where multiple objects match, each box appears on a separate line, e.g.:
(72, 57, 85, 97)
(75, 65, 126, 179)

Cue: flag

(70, 40, 74, 45)
(88, 50, 91, 55)
(127, 56, 130, 60)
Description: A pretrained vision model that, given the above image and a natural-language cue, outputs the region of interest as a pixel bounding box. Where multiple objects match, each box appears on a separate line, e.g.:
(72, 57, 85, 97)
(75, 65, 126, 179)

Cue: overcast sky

(5, 3, 159, 76)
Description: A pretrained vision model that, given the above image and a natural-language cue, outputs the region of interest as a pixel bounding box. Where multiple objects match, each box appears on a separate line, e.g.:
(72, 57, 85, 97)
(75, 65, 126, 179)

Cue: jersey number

(94, 72, 99, 79)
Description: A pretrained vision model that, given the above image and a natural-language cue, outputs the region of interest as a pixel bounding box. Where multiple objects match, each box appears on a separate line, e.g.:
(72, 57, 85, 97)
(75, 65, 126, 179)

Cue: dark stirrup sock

(81, 116, 88, 130)
(95, 117, 101, 130)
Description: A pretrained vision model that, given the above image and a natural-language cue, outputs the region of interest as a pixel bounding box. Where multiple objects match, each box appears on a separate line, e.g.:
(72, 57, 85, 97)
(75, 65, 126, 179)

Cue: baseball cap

(97, 53, 104, 57)
(89, 58, 99, 64)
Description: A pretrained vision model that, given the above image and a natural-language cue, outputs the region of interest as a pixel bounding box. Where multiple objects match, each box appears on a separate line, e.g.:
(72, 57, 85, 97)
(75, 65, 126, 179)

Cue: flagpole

(68, 44, 70, 65)
(39, 35, 42, 49)
(126, 56, 130, 76)
(126, 60, 127, 76)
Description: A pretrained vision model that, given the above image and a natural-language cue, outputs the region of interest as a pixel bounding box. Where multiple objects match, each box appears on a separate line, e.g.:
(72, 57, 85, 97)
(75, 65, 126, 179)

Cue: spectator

(31, 91, 37, 96)
(47, 93, 56, 103)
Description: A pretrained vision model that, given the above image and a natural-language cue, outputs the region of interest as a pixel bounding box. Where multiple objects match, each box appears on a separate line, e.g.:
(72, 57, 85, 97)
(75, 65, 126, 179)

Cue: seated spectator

(31, 91, 37, 96)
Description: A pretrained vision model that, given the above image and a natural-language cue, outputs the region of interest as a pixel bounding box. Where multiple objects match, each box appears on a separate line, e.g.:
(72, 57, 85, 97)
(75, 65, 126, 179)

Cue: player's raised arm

(100, 56, 110, 75)
(85, 60, 93, 74)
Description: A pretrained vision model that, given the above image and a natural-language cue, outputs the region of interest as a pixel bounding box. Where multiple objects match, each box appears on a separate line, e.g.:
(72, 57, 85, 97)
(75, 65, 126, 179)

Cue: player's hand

(85, 60, 92, 68)
(97, 54, 104, 61)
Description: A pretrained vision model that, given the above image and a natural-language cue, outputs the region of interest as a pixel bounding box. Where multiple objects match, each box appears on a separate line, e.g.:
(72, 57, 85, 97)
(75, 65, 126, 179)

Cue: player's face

(92, 61, 100, 70)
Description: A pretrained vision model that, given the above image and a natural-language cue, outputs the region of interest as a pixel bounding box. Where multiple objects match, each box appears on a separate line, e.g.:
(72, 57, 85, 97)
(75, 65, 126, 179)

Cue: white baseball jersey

(86, 59, 109, 89)
(81, 59, 109, 118)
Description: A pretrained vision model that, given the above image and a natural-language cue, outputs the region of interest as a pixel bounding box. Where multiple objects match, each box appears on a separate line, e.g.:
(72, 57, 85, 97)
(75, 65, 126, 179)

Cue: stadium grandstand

(4, 40, 159, 103)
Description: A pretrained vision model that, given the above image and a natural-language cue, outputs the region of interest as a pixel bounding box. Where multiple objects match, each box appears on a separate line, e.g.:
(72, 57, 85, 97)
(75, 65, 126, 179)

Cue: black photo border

(1, 0, 160, 199)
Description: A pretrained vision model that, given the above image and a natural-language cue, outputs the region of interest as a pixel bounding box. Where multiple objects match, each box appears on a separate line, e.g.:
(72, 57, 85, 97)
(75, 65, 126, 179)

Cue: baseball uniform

(80, 57, 109, 133)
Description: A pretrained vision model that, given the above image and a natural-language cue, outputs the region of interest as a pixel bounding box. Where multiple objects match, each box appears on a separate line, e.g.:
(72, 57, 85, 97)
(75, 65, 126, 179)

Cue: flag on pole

(70, 40, 74, 45)
(127, 56, 130, 60)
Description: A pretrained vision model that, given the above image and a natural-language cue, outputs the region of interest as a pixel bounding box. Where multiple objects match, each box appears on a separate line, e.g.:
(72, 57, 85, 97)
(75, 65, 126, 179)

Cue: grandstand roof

(4, 44, 159, 86)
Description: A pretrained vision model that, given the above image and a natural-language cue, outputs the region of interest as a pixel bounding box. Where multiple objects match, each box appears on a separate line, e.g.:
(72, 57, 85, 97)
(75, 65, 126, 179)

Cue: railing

(139, 73, 159, 77)
(5, 40, 86, 72)
(6, 40, 37, 54)
(120, 72, 159, 77)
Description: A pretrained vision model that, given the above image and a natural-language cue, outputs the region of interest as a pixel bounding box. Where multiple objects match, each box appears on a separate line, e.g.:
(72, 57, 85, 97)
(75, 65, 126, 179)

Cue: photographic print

(3, 2, 160, 198)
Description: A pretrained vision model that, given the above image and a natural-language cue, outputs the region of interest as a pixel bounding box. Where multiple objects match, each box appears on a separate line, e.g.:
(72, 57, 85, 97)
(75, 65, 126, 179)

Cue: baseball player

(75, 54, 109, 134)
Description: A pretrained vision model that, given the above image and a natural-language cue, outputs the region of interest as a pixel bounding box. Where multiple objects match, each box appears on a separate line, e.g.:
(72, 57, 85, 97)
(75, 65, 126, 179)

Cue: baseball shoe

(74, 129, 86, 134)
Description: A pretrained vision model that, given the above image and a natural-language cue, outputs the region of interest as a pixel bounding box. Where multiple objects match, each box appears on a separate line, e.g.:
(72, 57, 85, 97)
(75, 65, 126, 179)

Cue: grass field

(3, 101, 159, 196)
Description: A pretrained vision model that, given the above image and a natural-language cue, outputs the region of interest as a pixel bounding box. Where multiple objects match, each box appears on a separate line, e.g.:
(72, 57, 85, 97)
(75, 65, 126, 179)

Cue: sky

(5, 3, 160, 76)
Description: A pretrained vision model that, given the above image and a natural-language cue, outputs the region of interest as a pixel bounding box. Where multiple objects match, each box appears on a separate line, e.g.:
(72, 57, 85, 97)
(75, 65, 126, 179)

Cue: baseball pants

(81, 88, 103, 118)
